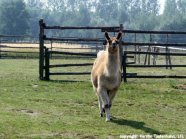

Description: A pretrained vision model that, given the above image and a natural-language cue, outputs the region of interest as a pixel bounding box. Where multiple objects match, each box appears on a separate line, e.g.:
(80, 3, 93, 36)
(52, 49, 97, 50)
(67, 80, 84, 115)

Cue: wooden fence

(123, 51, 186, 82)
(0, 44, 39, 59)
(122, 29, 186, 82)
(39, 19, 186, 81)
(39, 19, 123, 80)
(0, 36, 100, 59)
(0, 35, 39, 58)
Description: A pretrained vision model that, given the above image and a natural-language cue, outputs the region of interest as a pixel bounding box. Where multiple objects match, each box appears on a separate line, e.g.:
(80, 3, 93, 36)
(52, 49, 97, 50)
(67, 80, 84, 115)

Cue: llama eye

(115, 41, 119, 44)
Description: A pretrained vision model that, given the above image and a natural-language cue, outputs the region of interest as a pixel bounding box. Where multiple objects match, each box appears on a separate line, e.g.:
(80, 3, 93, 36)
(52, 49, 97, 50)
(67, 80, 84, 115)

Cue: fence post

(138, 46, 141, 63)
(168, 48, 172, 69)
(96, 43, 98, 53)
(0, 40, 1, 59)
(167, 34, 172, 69)
(165, 34, 172, 69)
(148, 34, 152, 65)
(123, 53, 127, 83)
(134, 33, 137, 63)
(45, 48, 50, 80)
(119, 24, 123, 69)
(39, 19, 45, 80)
(144, 46, 150, 65)
(50, 40, 53, 59)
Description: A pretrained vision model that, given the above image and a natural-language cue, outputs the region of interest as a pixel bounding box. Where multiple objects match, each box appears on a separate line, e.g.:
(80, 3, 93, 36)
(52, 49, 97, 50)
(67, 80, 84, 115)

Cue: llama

(91, 31, 122, 121)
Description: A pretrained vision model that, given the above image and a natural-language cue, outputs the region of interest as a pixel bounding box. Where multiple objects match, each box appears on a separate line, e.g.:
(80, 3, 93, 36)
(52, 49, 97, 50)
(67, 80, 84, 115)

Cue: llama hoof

(109, 104, 112, 108)
(103, 108, 105, 113)
(100, 113, 104, 117)
(106, 115, 111, 122)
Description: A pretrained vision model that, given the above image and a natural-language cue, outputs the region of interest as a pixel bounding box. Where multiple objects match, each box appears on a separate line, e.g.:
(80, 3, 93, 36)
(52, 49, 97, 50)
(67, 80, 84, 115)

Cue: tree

(118, 0, 130, 25)
(77, 5, 91, 26)
(25, 0, 44, 9)
(139, 0, 160, 30)
(161, 0, 184, 29)
(25, 0, 47, 37)
(0, 0, 30, 35)
(177, 0, 186, 15)
(159, 0, 186, 43)
(47, 0, 65, 12)
(96, 0, 119, 24)
(146, 0, 160, 15)
(163, 0, 178, 18)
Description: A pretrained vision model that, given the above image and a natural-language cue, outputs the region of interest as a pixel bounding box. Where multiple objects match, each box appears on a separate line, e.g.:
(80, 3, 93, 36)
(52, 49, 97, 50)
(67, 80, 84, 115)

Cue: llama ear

(116, 31, 122, 40)
(105, 32, 110, 41)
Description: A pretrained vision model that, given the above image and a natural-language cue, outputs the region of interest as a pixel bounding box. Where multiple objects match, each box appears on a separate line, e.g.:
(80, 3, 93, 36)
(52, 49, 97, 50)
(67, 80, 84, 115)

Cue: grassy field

(0, 59, 186, 139)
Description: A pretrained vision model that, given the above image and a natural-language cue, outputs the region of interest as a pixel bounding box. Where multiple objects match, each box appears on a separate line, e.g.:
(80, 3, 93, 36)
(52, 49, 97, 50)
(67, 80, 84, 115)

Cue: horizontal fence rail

(0, 51, 38, 54)
(123, 29, 186, 34)
(49, 63, 93, 68)
(51, 47, 100, 50)
(123, 42, 186, 47)
(44, 37, 105, 42)
(0, 35, 32, 38)
(50, 51, 97, 56)
(0, 45, 38, 49)
(49, 72, 91, 75)
(127, 75, 186, 78)
(126, 65, 186, 68)
(1, 42, 39, 44)
(124, 51, 186, 56)
(44, 25, 121, 31)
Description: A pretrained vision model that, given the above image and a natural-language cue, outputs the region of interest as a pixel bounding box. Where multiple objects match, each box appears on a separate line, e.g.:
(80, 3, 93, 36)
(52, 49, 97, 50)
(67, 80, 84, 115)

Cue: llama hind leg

(98, 95, 104, 117)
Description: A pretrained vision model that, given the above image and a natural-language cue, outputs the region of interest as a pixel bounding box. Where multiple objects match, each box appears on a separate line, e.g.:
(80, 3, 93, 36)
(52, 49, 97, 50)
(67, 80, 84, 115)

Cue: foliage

(0, 0, 29, 35)
(0, 0, 186, 41)
(159, 0, 186, 43)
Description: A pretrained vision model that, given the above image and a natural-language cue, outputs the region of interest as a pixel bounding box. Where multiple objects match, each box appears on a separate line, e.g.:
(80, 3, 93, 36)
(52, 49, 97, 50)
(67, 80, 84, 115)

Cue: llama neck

(105, 50, 120, 77)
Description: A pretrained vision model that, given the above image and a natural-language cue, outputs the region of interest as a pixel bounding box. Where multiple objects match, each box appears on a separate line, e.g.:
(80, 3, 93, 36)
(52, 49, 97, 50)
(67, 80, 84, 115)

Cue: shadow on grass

(111, 117, 164, 135)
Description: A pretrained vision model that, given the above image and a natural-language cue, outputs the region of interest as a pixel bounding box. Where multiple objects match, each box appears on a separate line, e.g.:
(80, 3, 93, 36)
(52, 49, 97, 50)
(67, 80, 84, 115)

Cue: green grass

(0, 59, 186, 139)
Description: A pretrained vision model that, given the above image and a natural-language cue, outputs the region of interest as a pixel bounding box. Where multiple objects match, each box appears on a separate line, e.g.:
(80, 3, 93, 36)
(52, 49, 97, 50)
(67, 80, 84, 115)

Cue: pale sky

(159, 0, 166, 14)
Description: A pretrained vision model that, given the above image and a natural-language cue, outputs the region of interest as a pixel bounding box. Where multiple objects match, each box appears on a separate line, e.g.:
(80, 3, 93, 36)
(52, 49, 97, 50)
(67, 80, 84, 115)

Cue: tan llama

(91, 31, 122, 121)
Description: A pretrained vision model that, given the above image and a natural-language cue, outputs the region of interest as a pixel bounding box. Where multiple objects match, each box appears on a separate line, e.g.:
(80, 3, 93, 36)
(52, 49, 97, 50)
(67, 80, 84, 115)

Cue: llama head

(105, 31, 122, 53)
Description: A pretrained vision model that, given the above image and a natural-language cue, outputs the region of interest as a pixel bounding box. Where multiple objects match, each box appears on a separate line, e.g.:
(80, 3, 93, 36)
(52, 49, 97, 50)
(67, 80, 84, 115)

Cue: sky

(159, 0, 166, 14)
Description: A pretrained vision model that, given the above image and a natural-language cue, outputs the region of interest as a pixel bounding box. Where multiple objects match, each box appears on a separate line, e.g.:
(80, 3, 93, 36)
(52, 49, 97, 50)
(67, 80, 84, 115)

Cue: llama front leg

(104, 104, 111, 122)
(108, 89, 117, 109)
(98, 88, 111, 121)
